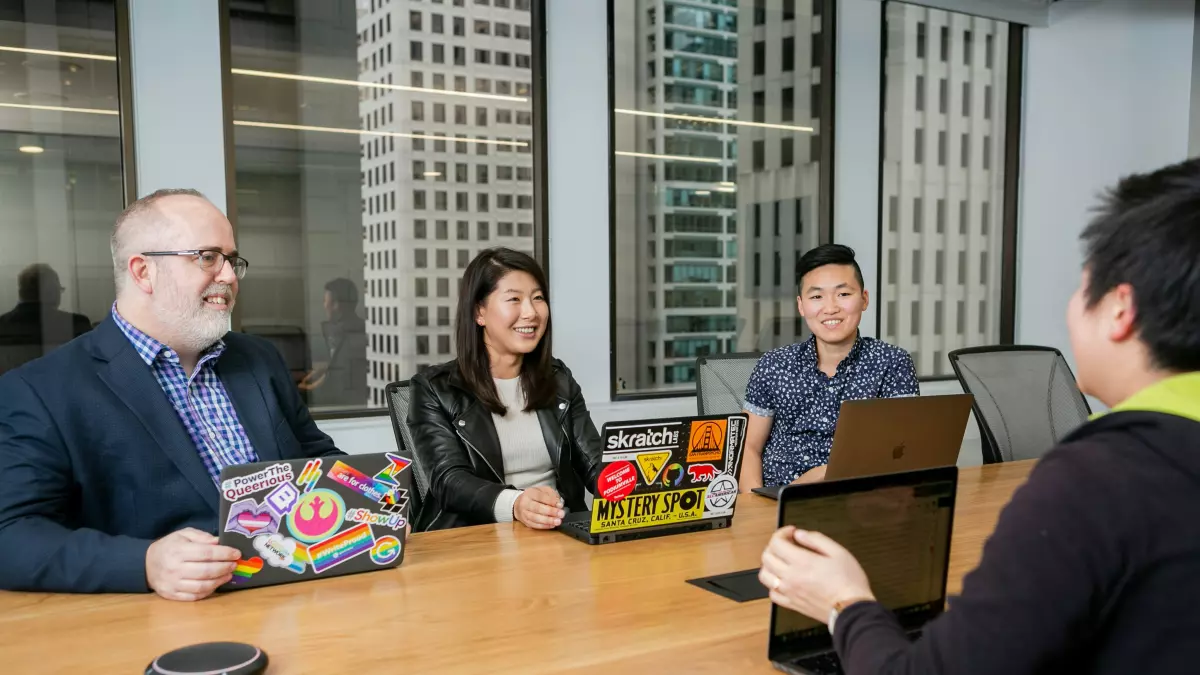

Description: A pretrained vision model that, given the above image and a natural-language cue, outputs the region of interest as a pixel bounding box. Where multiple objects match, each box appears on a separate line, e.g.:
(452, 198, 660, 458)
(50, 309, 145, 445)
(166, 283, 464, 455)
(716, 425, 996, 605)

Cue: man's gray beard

(153, 283, 232, 353)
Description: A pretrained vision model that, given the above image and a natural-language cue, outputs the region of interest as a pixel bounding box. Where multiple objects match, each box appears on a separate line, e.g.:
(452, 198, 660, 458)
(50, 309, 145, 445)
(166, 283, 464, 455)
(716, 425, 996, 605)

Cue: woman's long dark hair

(455, 247, 556, 415)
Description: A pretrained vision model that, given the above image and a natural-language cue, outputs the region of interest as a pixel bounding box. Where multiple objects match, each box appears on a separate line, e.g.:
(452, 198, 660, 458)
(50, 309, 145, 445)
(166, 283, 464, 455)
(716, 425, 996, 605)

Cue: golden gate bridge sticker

(685, 419, 726, 464)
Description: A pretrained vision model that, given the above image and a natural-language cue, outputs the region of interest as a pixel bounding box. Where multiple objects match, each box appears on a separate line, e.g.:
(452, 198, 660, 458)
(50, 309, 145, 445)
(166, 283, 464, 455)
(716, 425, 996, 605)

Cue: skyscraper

(357, 0, 537, 406)
(879, 4, 1007, 376)
(613, 0, 822, 394)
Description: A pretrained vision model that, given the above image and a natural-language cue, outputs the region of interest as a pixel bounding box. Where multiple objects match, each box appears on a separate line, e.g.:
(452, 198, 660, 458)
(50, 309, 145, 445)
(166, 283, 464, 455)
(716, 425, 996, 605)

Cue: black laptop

(217, 452, 412, 590)
(768, 466, 958, 674)
(559, 413, 747, 545)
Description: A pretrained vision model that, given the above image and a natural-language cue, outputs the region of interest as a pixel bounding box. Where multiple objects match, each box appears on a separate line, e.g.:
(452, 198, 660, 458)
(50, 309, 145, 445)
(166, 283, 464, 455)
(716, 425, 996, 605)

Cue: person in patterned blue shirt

(0, 189, 345, 600)
(740, 244, 919, 491)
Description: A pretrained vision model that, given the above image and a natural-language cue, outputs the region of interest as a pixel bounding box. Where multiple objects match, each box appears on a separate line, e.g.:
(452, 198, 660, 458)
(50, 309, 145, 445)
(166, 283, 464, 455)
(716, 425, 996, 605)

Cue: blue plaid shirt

(112, 305, 258, 483)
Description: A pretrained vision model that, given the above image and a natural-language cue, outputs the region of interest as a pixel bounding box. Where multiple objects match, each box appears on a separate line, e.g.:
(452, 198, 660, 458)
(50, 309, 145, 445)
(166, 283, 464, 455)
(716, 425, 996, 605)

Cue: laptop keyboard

(792, 652, 843, 675)
(791, 630, 922, 674)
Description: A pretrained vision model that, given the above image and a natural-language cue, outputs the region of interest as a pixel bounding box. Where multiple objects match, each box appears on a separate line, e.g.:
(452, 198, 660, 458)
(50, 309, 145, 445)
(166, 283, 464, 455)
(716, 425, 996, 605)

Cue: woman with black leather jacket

(407, 248, 604, 531)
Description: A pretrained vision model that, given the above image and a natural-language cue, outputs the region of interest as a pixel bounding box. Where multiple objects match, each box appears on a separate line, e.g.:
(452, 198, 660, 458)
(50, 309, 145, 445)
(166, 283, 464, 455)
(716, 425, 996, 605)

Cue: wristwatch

(827, 598, 868, 634)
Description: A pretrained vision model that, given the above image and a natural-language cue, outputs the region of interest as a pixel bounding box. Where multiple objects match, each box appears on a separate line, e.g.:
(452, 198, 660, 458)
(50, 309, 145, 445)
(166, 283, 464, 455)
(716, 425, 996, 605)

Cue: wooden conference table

(0, 460, 1034, 673)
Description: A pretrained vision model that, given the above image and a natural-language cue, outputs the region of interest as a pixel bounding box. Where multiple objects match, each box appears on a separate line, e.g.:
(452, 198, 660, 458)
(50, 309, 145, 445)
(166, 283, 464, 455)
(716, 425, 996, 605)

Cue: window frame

(874, 2, 1024, 382)
(220, 0, 551, 419)
(606, 0, 838, 401)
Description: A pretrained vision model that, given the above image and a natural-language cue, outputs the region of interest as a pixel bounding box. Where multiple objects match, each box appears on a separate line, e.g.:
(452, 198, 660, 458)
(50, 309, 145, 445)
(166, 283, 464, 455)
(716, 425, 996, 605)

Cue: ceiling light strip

(231, 68, 530, 103)
(0, 102, 118, 115)
(614, 150, 723, 164)
(614, 108, 814, 133)
(233, 120, 528, 146)
(0, 45, 116, 61)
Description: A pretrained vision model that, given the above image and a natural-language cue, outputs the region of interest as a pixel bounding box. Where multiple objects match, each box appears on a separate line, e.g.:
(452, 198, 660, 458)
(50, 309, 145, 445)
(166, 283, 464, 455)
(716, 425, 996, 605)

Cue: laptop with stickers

(558, 413, 748, 545)
(216, 452, 412, 590)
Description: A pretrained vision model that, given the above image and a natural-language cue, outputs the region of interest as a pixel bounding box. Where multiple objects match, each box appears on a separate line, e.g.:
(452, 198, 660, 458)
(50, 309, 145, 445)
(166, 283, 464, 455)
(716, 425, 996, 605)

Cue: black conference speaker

(145, 642, 268, 675)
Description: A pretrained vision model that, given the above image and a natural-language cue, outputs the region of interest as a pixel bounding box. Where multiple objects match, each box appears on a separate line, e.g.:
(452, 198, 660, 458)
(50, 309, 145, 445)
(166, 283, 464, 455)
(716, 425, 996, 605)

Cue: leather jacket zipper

(455, 426, 503, 482)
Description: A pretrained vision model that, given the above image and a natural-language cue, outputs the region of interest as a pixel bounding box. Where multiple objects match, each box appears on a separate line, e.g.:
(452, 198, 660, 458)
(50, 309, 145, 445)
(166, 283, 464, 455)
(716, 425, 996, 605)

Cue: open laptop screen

(769, 467, 957, 659)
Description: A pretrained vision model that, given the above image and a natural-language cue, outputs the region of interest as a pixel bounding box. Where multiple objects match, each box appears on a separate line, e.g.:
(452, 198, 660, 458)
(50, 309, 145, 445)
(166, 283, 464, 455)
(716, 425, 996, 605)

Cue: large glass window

(0, 2, 126, 376)
(879, 3, 1014, 377)
(612, 0, 828, 396)
(226, 0, 541, 414)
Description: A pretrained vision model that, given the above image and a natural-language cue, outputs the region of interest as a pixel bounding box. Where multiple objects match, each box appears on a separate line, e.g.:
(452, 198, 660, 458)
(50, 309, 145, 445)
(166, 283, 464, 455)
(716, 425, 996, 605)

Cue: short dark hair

(455, 248, 556, 415)
(1082, 158, 1200, 372)
(795, 244, 865, 293)
(324, 278, 359, 308)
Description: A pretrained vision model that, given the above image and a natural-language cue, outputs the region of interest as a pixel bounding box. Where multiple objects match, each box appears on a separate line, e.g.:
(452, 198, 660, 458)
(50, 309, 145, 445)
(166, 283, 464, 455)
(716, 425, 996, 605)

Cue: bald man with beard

(0, 189, 344, 600)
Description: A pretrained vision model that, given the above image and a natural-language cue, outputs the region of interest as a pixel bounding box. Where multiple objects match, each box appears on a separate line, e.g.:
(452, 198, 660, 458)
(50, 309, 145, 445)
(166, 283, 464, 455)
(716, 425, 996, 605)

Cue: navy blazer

(0, 316, 344, 594)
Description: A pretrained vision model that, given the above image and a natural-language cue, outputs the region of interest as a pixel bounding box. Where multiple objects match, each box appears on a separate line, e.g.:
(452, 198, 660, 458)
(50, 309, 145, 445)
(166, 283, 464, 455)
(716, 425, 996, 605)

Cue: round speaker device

(145, 642, 268, 675)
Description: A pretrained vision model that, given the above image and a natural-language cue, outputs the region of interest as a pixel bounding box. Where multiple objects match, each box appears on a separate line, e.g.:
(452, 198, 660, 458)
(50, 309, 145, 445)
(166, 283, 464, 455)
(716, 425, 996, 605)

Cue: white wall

(128, 0, 229, 207)
(834, 0, 883, 338)
(1016, 0, 1195, 368)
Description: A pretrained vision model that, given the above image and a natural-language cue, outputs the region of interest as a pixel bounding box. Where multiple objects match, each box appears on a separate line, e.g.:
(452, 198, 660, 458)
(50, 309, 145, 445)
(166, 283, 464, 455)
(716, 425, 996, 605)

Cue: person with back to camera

(759, 157, 1200, 674)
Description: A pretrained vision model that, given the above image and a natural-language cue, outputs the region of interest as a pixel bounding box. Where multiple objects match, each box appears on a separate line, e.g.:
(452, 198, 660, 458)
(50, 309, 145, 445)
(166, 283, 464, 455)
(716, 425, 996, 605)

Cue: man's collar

(110, 303, 225, 367)
(802, 332, 863, 370)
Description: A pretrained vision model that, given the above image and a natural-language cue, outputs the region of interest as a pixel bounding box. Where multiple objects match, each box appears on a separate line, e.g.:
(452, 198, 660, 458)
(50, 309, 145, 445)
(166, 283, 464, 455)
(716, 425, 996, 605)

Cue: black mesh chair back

(384, 380, 432, 531)
(948, 346, 1092, 463)
(696, 352, 762, 416)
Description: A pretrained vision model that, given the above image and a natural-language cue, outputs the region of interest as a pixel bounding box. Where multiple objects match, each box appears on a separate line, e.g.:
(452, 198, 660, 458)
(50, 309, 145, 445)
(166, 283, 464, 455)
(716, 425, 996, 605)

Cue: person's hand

(513, 486, 565, 530)
(145, 528, 242, 601)
(759, 526, 875, 624)
(791, 465, 827, 484)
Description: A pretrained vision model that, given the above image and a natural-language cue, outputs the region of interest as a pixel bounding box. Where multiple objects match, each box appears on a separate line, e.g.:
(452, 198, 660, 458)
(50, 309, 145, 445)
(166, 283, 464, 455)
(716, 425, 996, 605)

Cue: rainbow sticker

(309, 523, 375, 574)
(231, 556, 264, 583)
(374, 453, 412, 486)
(370, 535, 402, 565)
(295, 458, 323, 493)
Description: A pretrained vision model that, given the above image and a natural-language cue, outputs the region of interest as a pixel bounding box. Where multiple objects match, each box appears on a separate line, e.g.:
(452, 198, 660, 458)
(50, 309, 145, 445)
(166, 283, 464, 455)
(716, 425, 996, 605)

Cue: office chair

(948, 346, 1092, 464)
(384, 380, 434, 531)
(695, 352, 762, 416)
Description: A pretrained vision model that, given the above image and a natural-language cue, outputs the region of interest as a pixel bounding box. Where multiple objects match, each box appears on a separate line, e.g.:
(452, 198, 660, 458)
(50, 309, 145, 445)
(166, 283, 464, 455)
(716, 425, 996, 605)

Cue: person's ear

(475, 304, 485, 327)
(1107, 283, 1137, 342)
(796, 295, 806, 317)
(129, 255, 154, 294)
(861, 288, 870, 313)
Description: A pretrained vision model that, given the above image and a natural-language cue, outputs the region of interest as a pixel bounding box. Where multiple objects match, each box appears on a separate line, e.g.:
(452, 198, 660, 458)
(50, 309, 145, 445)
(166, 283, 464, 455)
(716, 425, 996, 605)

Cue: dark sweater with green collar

(833, 373, 1200, 675)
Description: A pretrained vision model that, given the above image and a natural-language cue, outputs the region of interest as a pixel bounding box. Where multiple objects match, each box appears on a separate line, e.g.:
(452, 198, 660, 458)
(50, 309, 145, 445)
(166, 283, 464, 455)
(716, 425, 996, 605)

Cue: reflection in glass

(0, 2, 123, 375)
(878, 3, 1008, 377)
(227, 0, 538, 413)
(613, 0, 823, 394)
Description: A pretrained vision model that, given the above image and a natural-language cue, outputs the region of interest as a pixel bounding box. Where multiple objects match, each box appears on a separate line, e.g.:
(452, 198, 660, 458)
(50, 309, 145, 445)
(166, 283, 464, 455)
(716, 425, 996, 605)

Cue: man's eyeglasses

(141, 250, 249, 279)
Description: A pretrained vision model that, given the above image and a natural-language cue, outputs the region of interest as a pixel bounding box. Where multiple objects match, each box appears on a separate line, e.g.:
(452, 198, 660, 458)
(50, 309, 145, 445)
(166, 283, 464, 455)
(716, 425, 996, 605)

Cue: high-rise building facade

(613, 0, 823, 394)
(735, 0, 823, 353)
(879, 3, 1008, 377)
(357, 0, 537, 406)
